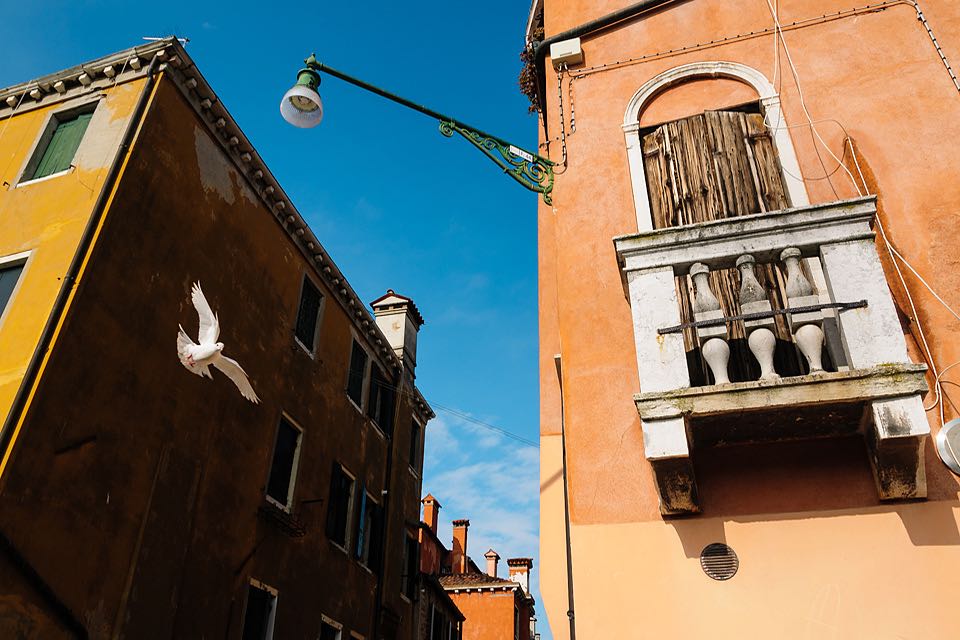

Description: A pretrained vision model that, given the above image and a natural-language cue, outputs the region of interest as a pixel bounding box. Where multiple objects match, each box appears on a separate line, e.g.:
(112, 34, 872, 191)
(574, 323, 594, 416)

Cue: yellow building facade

(0, 52, 152, 476)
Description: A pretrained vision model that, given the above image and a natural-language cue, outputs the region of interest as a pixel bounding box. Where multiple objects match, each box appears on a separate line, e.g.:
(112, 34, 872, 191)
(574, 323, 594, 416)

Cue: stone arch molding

(622, 61, 809, 231)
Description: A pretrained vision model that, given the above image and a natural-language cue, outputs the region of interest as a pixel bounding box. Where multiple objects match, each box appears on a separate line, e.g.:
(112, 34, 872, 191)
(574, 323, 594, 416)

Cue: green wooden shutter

(33, 112, 93, 179)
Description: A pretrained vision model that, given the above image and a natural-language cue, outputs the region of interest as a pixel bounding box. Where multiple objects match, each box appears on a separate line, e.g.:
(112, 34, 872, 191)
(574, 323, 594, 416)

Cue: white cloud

(422, 409, 544, 631)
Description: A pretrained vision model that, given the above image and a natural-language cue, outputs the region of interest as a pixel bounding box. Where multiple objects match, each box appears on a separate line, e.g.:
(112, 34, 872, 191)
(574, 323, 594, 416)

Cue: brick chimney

(451, 519, 470, 574)
(484, 549, 500, 578)
(371, 290, 425, 379)
(422, 494, 441, 536)
(508, 557, 533, 595)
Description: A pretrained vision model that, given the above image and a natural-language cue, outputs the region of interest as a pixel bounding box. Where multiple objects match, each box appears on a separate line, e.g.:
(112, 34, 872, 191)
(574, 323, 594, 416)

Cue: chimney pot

(508, 557, 534, 595)
(422, 494, 441, 535)
(371, 290, 425, 378)
(484, 549, 500, 577)
(451, 519, 470, 574)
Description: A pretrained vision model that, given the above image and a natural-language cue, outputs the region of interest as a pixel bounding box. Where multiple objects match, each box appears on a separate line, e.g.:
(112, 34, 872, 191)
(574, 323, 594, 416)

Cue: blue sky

(1, 0, 549, 635)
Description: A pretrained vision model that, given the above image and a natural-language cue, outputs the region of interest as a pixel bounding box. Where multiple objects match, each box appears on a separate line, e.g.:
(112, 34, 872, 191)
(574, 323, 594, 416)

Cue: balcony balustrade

(614, 196, 930, 514)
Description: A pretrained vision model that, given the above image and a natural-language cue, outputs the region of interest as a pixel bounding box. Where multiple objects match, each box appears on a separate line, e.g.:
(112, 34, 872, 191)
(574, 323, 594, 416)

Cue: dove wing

(213, 355, 260, 404)
(191, 282, 220, 344)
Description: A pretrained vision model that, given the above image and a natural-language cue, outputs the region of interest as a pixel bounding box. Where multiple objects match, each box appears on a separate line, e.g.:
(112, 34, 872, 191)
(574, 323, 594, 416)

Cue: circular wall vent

(700, 543, 739, 581)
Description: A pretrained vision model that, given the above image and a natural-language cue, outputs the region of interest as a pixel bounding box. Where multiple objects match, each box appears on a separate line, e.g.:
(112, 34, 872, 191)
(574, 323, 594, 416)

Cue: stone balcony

(614, 196, 930, 515)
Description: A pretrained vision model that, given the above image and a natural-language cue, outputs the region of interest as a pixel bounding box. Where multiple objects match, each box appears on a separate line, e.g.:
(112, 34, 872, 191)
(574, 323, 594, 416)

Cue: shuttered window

(266, 417, 302, 508)
(241, 584, 276, 640)
(0, 262, 25, 317)
(28, 111, 93, 181)
(367, 365, 395, 436)
(347, 340, 368, 407)
(326, 463, 355, 548)
(294, 276, 323, 351)
(641, 108, 815, 382)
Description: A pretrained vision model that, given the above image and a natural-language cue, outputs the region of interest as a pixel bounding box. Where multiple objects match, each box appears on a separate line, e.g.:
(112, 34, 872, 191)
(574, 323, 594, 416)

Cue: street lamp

(281, 54, 555, 204)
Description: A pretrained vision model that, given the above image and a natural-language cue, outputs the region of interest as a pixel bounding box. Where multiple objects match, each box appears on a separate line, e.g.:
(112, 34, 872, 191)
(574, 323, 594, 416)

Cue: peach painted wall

(537, 1, 960, 638)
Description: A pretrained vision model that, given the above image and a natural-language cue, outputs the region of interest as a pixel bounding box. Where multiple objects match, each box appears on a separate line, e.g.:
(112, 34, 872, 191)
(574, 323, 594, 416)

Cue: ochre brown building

(0, 38, 434, 640)
(527, 0, 960, 638)
(417, 494, 536, 640)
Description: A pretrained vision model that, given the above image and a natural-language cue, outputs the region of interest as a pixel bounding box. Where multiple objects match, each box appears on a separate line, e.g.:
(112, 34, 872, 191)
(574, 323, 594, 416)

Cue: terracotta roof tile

(439, 573, 518, 589)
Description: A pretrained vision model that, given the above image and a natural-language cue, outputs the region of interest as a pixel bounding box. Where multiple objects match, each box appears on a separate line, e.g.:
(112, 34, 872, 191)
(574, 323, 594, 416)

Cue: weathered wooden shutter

(642, 109, 805, 382)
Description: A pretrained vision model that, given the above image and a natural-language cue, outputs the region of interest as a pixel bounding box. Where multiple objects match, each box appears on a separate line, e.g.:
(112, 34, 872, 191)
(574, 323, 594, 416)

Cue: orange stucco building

(527, 1, 960, 638)
(418, 495, 537, 640)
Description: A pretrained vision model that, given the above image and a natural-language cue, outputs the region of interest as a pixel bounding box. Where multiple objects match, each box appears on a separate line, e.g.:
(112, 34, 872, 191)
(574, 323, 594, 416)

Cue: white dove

(177, 282, 260, 404)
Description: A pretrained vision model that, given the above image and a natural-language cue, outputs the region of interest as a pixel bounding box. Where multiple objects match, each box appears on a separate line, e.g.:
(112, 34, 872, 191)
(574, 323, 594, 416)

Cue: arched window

(622, 62, 830, 383)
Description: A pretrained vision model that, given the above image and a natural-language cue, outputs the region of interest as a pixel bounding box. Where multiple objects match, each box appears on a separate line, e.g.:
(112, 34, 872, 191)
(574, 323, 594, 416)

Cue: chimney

(484, 549, 500, 578)
(508, 558, 533, 595)
(451, 519, 470, 574)
(371, 290, 424, 379)
(422, 494, 441, 535)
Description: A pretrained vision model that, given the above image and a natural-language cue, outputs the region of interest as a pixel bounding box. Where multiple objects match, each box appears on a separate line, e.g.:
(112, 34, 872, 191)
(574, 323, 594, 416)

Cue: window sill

(346, 394, 364, 415)
(258, 500, 306, 537)
(15, 167, 73, 188)
(293, 336, 315, 358)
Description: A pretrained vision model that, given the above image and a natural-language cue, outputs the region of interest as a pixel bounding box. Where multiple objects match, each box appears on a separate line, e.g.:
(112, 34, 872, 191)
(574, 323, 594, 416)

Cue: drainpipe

(0, 51, 162, 639)
(531, 0, 681, 133)
(371, 365, 405, 640)
(553, 354, 576, 640)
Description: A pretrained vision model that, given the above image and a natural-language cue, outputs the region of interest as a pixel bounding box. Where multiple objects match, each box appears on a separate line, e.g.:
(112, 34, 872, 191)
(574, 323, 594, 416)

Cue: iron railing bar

(657, 300, 868, 335)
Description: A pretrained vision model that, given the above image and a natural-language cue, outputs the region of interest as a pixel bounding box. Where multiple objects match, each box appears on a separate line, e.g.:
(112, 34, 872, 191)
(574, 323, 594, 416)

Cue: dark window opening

(266, 417, 301, 508)
(409, 419, 422, 472)
(326, 463, 355, 548)
(241, 584, 276, 640)
(319, 620, 340, 640)
(347, 340, 368, 407)
(367, 365, 395, 436)
(355, 489, 384, 570)
(295, 276, 323, 351)
(26, 108, 94, 181)
(401, 535, 419, 599)
(0, 262, 25, 315)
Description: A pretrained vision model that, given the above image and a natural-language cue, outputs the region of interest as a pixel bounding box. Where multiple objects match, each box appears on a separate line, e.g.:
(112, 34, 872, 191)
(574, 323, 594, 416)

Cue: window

(0, 258, 26, 319)
(401, 534, 418, 599)
(295, 276, 323, 352)
(326, 463, 355, 548)
(367, 365, 395, 436)
(318, 616, 342, 640)
(514, 604, 520, 640)
(430, 606, 450, 640)
(409, 419, 422, 473)
(22, 107, 95, 182)
(347, 340, 368, 408)
(354, 488, 384, 570)
(241, 581, 277, 640)
(266, 417, 302, 510)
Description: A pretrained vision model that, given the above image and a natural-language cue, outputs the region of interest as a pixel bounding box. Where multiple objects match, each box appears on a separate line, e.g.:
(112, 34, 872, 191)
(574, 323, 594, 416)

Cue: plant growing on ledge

(519, 27, 544, 114)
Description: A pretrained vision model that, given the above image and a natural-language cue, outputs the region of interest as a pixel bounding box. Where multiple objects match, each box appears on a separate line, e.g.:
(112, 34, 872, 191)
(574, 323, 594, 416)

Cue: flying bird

(177, 282, 260, 403)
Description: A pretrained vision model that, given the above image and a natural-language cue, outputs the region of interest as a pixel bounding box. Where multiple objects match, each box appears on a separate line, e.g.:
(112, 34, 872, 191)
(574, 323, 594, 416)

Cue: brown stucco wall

(0, 73, 425, 639)
(537, 1, 960, 638)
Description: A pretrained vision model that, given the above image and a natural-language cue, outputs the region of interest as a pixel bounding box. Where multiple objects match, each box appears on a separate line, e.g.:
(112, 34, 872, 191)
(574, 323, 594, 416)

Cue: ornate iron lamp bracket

(302, 56, 554, 204)
(438, 121, 554, 204)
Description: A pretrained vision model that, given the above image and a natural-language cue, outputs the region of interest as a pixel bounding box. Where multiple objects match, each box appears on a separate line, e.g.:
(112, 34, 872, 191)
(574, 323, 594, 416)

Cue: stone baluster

(781, 247, 825, 372)
(690, 262, 730, 384)
(737, 254, 779, 380)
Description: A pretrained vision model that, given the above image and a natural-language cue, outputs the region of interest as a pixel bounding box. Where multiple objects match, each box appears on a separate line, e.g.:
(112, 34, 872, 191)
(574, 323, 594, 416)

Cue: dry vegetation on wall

(519, 26, 544, 114)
